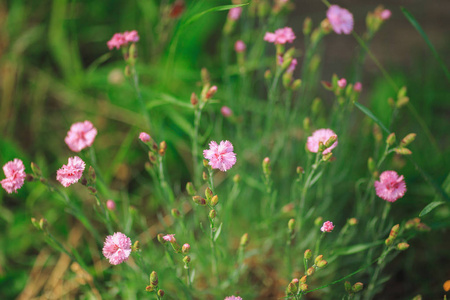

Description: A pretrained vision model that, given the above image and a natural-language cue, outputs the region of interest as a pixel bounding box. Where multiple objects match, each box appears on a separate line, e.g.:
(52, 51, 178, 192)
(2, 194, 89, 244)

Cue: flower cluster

(375, 171, 407, 202)
(203, 140, 237, 172)
(102, 232, 132, 265)
(65, 121, 98, 152)
(107, 30, 140, 50)
(306, 129, 338, 155)
(321, 221, 335, 232)
(1, 159, 26, 194)
(56, 156, 86, 187)
(264, 27, 296, 44)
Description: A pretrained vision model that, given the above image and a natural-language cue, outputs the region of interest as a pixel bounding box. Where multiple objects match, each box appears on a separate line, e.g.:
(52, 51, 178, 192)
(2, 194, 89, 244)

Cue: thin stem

(132, 66, 151, 129)
(299, 153, 321, 217)
(193, 107, 203, 186)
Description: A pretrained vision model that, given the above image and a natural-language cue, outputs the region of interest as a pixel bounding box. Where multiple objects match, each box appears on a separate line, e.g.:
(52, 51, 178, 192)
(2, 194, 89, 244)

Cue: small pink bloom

(287, 58, 298, 73)
(380, 9, 391, 20)
(234, 40, 246, 53)
(123, 30, 140, 43)
(228, 7, 242, 20)
(374, 171, 407, 202)
(221, 106, 233, 117)
(264, 27, 296, 44)
(327, 5, 354, 35)
(163, 234, 176, 243)
(139, 132, 151, 143)
(203, 140, 237, 172)
(102, 232, 132, 265)
(338, 78, 347, 88)
(321, 221, 335, 232)
(65, 121, 97, 152)
(107, 33, 126, 50)
(106, 200, 116, 211)
(1, 159, 26, 194)
(225, 297, 242, 300)
(56, 156, 86, 187)
(354, 82, 362, 92)
(182, 243, 190, 254)
(292, 278, 299, 283)
(306, 129, 338, 155)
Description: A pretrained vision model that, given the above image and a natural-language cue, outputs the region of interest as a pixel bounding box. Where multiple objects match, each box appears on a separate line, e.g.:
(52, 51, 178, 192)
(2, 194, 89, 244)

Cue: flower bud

(344, 281, 352, 293)
(303, 17, 312, 36)
(193, 196, 206, 206)
(296, 166, 304, 174)
(39, 218, 48, 230)
(286, 280, 298, 295)
(352, 282, 364, 293)
(400, 133, 416, 147)
(264, 69, 272, 80)
(240, 233, 249, 247)
(394, 147, 412, 155)
(183, 255, 191, 264)
(396, 242, 410, 251)
(106, 200, 116, 211)
(88, 166, 96, 184)
(148, 151, 157, 163)
(203, 159, 209, 167)
(316, 259, 328, 268)
(307, 267, 315, 276)
(303, 117, 310, 130)
(150, 271, 158, 287)
(385, 237, 393, 247)
(210, 195, 219, 207)
(262, 157, 271, 175)
(182, 244, 190, 254)
(389, 224, 400, 240)
(88, 186, 97, 194)
(31, 162, 42, 177)
(288, 219, 295, 232)
(300, 283, 308, 292)
(291, 79, 302, 91)
(157, 233, 166, 245)
(304, 249, 312, 260)
(318, 141, 326, 152)
(205, 85, 217, 99)
(209, 209, 216, 219)
(159, 141, 167, 156)
(171, 242, 181, 253)
(320, 18, 331, 33)
(300, 275, 307, 283)
(233, 174, 241, 183)
(205, 187, 213, 201)
(157, 289, 165, 297)
(314, 217, 323, 226)
(190, 92, 198, 106)
(146, 285, 154, 292)
(171, 208, 181, 218)
(202, 171, 208, 181)
(386, 133, 396, 146)
(322, 152, 333, 161)
(444, 280, 450, 292)
(348, 218, 358, 226)
(397, 96, 409, 108)
(368, 157, 376, 173)
(201, 68, 210, 85)
(315, 255, 323, 264)
(26, 174, 34, 182)
(31, 218, 40, 230)
(324, 135, 337, 148)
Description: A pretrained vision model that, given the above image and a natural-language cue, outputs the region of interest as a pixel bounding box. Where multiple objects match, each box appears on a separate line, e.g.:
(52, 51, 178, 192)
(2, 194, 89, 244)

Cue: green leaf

(182, 4, 248, 28)
(332, 240, 384, 257)
(354, 101, 390, 134)
(401, 7, 450, 81)
(214, 222, 223, 242)
(147, 92, 193, 110)
(419, 201, 445, 217)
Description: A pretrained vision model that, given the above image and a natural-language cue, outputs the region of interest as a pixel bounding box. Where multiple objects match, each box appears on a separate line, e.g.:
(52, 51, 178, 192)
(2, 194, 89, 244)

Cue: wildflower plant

(1, 1, 449, 300)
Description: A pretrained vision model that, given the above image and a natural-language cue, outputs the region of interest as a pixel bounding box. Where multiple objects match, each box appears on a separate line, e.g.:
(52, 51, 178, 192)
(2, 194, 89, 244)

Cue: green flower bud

(288, 219, 295, 231)
(205, 187, 213, 201)
(396, 242, 410, 251)
(183, 255, 191, 264)
(150, 271, 158, 287)
(171, 208, 181, 218)
(386, 133, 396, 146)
(192, 196, 206, 206)
(300, 283, 308, 292)
(233, 174, 241, 183)
(186, 182, 196, 196)
(314, 217, 323, 226)
(209, 209, 216, 219)
(324, 135, 337, 148)
(157, 234, 166, 245)
(157, 289, 165, 297)
(31, 162, 42, 177)
(394, 147, 412, 155)
(307, 267, 315, 276)
(210, 195, 219, 207)
(400, 133, 416, 147)
(304, 249, 312, 260)
(368, 157, 376, 173)
(316, 259, 328, 268)
(300, 275, 307, 283)
(240, 233, 249, 247)
(303, 17, 312, 36)
(344, 281, 352, 293)
(352, 282, 364, 293)
(314, 255, 323, 264)
(202, 171, 208, 181)
(348, 218, 358, 226)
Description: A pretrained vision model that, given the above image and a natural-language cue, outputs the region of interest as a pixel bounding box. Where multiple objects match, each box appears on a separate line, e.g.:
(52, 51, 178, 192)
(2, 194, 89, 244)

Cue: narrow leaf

(419, 201, 445, 217)
(183, 4, 248, 28)
(354, 101, 390, 134)
(214, 222, 223, 242)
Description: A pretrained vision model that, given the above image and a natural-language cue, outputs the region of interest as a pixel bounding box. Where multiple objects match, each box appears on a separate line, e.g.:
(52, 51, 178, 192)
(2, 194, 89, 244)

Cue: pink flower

(163, 234, 176, 243)
(321, 221, 335, 232)
(225, 297, 242, 300)
(326, 5, 354, 35)
(123, 30, 139, 43)
(107, 33, 126, 50)
(102, 232, 132, 265)
(182, 243, 190, 254)
(106, 200, 116, 211)
(354, 82, 362, 92)
(139, 132, 151, 143)
(234, 40, 246, 53)
(228, 7, 242, 20)
(56, 156, 86, 187)
(287, 58, 298, 73)
(306, 129, 338, 155)
(203, 140, 237, 172)
(374, 171, 407, 202)
(1, 159, 26, 194)
(221, 106, 233, 117)
(338, 78, 347, 88)
(65, 121, 98, 152)
(264, 27, 296, 44)
(380, 9, 391, 20)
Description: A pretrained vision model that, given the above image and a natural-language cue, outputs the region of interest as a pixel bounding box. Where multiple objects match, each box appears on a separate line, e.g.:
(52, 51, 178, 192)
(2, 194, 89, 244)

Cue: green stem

(314, 232, 325, 257)
(132, 65, 151, 129)
(299, 153, 321, 218)
(193, 107, 203, 186)
(266, 67, 283, 132)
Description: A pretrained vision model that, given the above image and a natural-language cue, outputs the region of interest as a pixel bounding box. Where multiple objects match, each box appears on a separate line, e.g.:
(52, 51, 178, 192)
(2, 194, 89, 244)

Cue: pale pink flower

(106, 200, 116, 211)
(182, 243, 190, 254)
(287, 58, 298, 73)
(228, 7, 242, 20)
(123, 30, 139, 43)
(264, 27, 296, 44)
(380, 9, 391, 20)
(326, 5, 354, 35)
(354, 82, 362, 92)
(338, 78, 347, 88)
(225, 297, 242, 300)
(234, 40, 246, 52)
(203, 140, 237, 172)
(321, 221, 335, 232)
(221, 106, 233, 117)
(374, 171, 407, 202)
(107, 33, 126, 50)
(1, 159, 26, 194)
(56, 156, 86, 187)
(306, 129, 338, 155)
(65, 121, 98, 152)
(139, 132, 151, 143)
(163, 234, 176, 243)
(102, 232, 132, 265)
(291, 278, 299, 283)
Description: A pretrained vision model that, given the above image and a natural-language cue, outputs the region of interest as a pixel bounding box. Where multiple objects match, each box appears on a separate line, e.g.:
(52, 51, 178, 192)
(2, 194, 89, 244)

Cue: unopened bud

(314, 217, 323, 226)
(203, 159, 209, 167)
(288, 219, 295, 231)
(300, 275, 307, 283)
(318, 141, 326, 152)
(304, 249, 312, 260)
(303, 17, 312, 36)
(315, 255, 323, 264)
(89, 166, 96, 184)
(322, 152, 333, 161)
(262, 157, 271, 175)
(291, 79, 302, 90)
(210, 195, 218, 206)
(368, 157, 376, 173)
(25, 174, 34, 182)
(344, 281, 352, 293)
(88, 186, 97, 194)
(386, 133, 396, 146)
(394, 147, 412, 155)
(397, 96, 409, 108)
(190, 92, 198, 106)
(205, 85, 217, 99)
(324, 135, 337, 148)
(303, 117, 310, 130)
(264, 69, 272, 80)
(400, 133, 416, 147)
(205, 187, 213, 201)
(148, 151, 157, 163)
(201, 68, 210, 84)
(202, 171, 208, 181)
(132, 241, 140, 251)
(317, 259, 328, 268)
(31, 162, 42, 177)
(352, 282, 364, 293)
(300, 283, 308, 292)
(209, 209, 216, 219)
(233, 174, 241, 183)
(31, 218, 40, 230)
(157, 289, 165, 297)
(385, 237, 393, 247)
(396, 242, 409, 251)
(171, 208, 181, 218)
(38, 218, 47, 230)
(348, 218, 358, 226)
(320, 18, 331, 33)
(296, 166, 304, 174)
(182, 244, 190, 254)
(307, 267, 315, 276)
(157, 234, 166, 245)
(287, 280, 298, 295)
(150, 271, 158, 287)
(389, 224, 400, 240)
(183, 255, 191, 264)
(171, 242, 181, 252)
(159, 141, 167, 156)
(192, 196, 206, 206)
(240, 233, 249, 247)
(186, 182, 196, 196)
